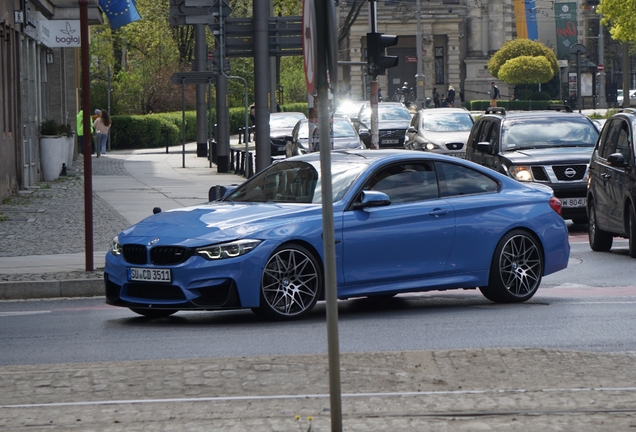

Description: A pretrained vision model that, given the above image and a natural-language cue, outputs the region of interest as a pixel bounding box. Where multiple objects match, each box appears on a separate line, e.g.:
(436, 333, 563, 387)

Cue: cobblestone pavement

(1, 348, 636, 430)
(0, 157, 130, 281)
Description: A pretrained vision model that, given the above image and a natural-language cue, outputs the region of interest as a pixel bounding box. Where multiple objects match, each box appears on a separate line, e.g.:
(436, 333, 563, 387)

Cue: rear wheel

(588, 202, 613, 252)
(629, 205, 636, 258)
(479, 230, 543, 303)
(129, 308, 177, 318)
(253, 244, 322, 320)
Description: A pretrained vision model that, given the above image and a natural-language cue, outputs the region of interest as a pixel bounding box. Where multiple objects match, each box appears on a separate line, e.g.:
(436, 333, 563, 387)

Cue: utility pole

(598, 14, 606, 108)
(367, 0, 398, 149)
(195, 25, 208, 157)
(415, 0, 425, 108)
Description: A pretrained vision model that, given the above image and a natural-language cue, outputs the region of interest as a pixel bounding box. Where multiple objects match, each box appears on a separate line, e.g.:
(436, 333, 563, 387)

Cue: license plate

(560, 197, 586, 208)
(381, 139, 400, 144)
(128, 268, 172, 283)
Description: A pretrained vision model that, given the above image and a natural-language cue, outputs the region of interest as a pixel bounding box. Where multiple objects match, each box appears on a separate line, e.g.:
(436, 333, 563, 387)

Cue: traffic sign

(303, 0, 317, 95)
(598, 64, 604, 72)
(170, 72, 215, 85)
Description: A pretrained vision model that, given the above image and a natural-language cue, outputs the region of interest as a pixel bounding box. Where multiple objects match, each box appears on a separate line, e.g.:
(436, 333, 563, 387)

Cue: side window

(467, 121, 483, 150)
(616, 122, 632, 162)
(600, 119, 621, 159)
(435, 161, 498, 198)
(489, 122, 500, 152)
(410, 112, 419, 128)
(365, 162, 439, 203)
(478, 121, 492, 144)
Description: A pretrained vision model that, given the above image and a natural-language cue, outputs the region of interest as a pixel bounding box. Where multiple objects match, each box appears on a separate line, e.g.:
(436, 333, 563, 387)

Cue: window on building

(435, 47, 445, 85)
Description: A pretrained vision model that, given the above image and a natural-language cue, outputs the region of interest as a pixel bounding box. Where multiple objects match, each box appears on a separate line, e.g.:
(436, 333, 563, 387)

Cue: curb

(0, 279, 104, 300)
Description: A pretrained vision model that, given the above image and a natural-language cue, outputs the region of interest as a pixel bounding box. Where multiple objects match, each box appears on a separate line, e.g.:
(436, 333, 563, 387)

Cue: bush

(39, 119, 73, 137)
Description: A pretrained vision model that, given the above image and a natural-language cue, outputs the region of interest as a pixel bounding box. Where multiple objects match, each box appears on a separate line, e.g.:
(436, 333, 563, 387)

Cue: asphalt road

(1, 241, 635, 366)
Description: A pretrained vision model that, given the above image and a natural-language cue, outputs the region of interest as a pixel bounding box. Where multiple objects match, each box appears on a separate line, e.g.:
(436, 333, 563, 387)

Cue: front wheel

(628, 205, 636, 258)
(253, 244, 322, 320)
(479, 230, 543, 303)
(588, 202, 613, 252)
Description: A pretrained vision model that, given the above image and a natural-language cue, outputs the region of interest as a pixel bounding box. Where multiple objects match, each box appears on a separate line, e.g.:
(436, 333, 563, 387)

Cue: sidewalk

(2, 137, 636, 430)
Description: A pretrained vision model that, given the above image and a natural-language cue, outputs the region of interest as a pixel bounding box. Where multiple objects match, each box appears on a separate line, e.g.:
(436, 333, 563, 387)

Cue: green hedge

(466, 100, 567, 111)
(110, 104, 311, 150)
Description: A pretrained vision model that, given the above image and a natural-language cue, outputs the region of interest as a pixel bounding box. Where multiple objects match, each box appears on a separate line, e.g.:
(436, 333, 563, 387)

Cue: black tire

(129, 308, 177, 318)
(629, 205, 636, 258)
(253, 244, 322, 320)
(588, 202, 613, 252)
(479, 230, 543, 303)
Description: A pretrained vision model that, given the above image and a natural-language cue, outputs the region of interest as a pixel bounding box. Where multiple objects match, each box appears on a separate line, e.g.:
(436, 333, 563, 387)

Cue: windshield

(297, 119, 358, 139)
(270, 114, 306, 129)
(359, 104, 410, 124)
(501, 117, 599, 150)
(225, 159, 366, 204)
(421, 112, 473, 132)
(335, 101, 365, 118)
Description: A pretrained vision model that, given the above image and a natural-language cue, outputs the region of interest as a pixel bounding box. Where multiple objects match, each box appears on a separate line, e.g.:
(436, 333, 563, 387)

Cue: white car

(616, 89, 636, 106)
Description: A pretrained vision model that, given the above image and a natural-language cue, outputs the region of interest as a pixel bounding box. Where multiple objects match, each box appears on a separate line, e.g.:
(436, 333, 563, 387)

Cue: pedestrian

(489, 81, 500, 107)
(446, 85, 456, 107)
(76, 108, 94, 155)
(249, 104, 255, 125)
(433, 88, 441, 108)
(93, 110, 112, 156)
(91, 109, 101, 122)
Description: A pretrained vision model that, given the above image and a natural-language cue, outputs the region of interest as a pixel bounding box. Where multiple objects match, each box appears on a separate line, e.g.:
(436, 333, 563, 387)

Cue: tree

(488, 39, 558, 82)
(498, 56, 554, 85)
(597, 0, 636, 43)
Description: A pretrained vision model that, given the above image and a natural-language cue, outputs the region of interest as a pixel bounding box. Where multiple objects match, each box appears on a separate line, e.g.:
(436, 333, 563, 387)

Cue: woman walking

(93, 110, 112, 155)
(446, 85, 456, 107)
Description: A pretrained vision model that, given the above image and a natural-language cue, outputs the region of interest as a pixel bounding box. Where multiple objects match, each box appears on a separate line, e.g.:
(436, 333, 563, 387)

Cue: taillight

(549, 197, 562, 215)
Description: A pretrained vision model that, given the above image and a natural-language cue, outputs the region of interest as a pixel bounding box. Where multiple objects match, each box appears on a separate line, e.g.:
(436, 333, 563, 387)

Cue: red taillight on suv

(549, 197, 562, 215)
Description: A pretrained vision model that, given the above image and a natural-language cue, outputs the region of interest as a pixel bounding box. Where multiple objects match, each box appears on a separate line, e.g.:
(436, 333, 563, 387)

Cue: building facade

(0, 0, 101, 201)
(337, 0, 604, 107)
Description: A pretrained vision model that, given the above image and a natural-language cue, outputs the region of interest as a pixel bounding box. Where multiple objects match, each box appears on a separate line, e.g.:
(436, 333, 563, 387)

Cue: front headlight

(196, 239, 262, 260)
(509, 166, 533, 181)
(110, 236, 122, 256)
(425, 142, 437, 151)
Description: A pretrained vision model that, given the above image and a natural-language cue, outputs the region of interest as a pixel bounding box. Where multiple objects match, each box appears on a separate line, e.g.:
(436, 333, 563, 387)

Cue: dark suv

(587, 109, 636, 257)
(465, 106, 599, 223)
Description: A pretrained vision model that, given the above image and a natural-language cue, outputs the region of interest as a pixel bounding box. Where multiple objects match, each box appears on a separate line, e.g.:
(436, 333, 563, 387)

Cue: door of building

(387, 47, 417, 102)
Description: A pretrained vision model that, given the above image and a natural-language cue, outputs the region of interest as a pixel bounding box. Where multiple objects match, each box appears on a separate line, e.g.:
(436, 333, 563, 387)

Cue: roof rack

(485, 107, 506, 115)
(547, 104, 573, 112)
(619, 108, 636, 115)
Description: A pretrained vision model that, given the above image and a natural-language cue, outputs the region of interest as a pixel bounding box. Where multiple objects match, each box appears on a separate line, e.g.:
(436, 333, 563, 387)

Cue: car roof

(480, 111, 591, 121)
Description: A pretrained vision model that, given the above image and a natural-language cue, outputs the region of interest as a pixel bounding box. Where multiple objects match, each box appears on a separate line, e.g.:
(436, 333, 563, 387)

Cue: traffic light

(367, 32, 399, 76)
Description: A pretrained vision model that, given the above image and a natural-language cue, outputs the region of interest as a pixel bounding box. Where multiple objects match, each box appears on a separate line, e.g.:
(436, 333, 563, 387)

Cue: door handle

(429, 208, 448, 217)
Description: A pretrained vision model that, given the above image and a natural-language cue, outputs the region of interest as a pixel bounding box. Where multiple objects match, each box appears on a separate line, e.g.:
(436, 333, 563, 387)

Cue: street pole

(79, 0, 94, 271)
(369, 0, 379, 149)
(415, 0, 425, 108)
(598, 15, 606, 108)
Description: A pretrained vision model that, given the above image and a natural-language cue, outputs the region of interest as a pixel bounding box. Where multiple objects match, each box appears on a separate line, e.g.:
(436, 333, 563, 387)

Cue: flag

(99, 0, 141, 31)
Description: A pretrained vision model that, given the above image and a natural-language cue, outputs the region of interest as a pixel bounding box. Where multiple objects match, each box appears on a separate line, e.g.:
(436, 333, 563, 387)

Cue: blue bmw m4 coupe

(105, 150, 570, 320)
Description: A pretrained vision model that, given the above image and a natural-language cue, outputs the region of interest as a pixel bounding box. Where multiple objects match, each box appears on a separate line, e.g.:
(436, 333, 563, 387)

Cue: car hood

(420, 130, 470, 144)
(502, 146, 594, 164)
(118, 203, 321, 246)
(270, 127, 293, 139)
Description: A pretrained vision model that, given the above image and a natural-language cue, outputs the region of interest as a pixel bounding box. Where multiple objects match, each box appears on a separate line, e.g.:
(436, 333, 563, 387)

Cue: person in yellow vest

(76, 109, 94, 154)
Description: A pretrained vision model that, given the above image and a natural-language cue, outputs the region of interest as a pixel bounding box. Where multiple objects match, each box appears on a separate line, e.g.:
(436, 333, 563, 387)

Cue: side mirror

(353, 190, 391, 209)
(408, 126, 416, 133)
(209, 185, 228, 201)
(476, 142, 492, 154)
(607, 152, 627, 167)
(358, 128, 370, 139)
(284, 135, 293, 143)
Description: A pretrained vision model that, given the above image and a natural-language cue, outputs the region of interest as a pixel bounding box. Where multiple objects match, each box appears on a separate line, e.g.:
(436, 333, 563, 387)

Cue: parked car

(269, 112, 307, 156)
(465, 106, 599, 224)
(405, 108, 475, 158)
(285, 117, 366, 157)
(352, 102, 411, 148)
(616, 89, 636, 106)
(587, 109, 636, 257)
(104, 150, 570, 320)
(334, 100, 366, 121)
